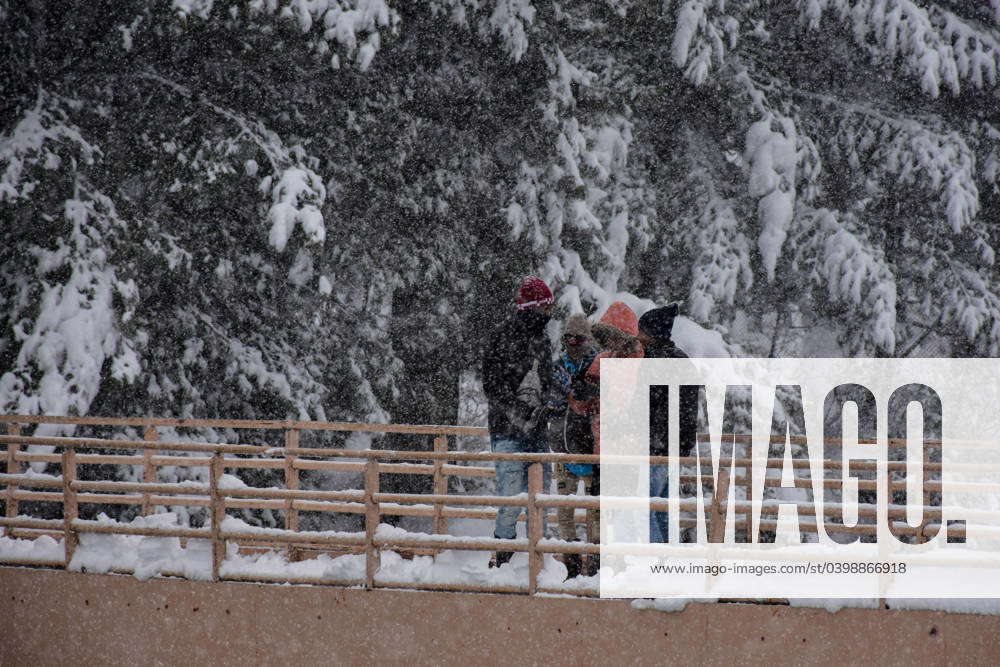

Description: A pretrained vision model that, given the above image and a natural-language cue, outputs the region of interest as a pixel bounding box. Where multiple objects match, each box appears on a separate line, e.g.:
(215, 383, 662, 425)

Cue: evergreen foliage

(1, 1, 998, 516)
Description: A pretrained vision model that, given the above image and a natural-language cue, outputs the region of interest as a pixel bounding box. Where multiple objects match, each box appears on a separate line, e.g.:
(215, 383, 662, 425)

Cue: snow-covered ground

(0, 515, 597, 593)
(3, 513, 999, 615)
(0, 533, 64, 563)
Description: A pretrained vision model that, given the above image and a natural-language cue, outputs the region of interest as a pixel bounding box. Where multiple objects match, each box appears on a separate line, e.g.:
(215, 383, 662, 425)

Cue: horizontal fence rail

(0, 415, 980, 599)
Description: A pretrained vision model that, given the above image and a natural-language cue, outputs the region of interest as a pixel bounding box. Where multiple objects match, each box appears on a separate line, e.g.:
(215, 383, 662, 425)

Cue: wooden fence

(0, 415, 989, 598)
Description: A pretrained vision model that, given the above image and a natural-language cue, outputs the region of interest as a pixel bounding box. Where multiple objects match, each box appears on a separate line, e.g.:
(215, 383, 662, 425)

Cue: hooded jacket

(644, 337, 699, 457)
(567, 302, 644, 453)
(591, 301, 640, 352)
(482, 309, 557, 440)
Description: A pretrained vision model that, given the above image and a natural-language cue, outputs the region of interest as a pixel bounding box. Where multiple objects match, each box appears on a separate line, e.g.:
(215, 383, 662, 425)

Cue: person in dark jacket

(639, 303, 698, 543)
(482, 276, 557, 568)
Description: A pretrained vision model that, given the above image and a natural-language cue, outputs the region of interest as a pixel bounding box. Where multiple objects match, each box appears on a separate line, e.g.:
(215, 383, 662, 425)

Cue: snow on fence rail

(0, 414, 985, 599)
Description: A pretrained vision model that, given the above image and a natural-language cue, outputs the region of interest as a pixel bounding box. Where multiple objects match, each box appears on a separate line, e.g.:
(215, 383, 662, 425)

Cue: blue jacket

(550, 348, 596, 412)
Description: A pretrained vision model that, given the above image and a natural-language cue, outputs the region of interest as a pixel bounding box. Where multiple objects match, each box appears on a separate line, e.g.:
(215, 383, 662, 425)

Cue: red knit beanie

(516, 276, 554, 310)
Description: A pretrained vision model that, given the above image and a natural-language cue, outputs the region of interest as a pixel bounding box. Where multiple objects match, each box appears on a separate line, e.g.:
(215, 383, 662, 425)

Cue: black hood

(638, 304, 679, 340)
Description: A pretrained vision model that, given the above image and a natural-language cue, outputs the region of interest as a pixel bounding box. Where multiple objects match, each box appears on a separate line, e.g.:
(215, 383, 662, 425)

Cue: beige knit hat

(563, 313, 592, 339)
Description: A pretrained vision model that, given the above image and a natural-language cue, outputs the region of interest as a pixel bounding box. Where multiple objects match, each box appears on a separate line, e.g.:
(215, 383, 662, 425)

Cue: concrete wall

(1, 567, 998, 665)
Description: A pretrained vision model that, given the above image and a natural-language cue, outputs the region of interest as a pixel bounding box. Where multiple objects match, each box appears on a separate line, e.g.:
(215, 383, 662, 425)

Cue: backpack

(548, 404, 595, 455)
(505, 360, 547, 436)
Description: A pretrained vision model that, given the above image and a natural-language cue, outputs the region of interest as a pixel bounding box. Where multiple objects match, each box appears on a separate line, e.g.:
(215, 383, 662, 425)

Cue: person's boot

(563, 553, 582, 580)
(489, 550, 514, 569)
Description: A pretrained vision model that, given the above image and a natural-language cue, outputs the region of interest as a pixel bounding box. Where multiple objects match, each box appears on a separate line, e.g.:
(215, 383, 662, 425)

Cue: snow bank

(672, 316, 731, 358)
(3, 514, 582, 591)
(0, 533, 64, 562)
(70, 513, 212, 581)
(632, 597, 698, 613)
(5, 520, 1000, 616)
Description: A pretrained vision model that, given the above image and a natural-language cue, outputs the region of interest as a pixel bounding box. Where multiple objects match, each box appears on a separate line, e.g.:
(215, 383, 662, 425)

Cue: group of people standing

(481, 276, 694, 579)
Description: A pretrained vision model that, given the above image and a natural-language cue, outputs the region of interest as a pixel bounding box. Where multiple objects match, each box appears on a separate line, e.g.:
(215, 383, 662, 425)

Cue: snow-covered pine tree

(2, 0, 998, 525)
(0, 1, 403, 524)
(418, 0, 998, 357)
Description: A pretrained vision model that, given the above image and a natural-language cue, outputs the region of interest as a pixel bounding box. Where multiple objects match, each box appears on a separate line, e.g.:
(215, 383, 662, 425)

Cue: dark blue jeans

(649, 464, 669, 543)
(491, 433, 551, 540)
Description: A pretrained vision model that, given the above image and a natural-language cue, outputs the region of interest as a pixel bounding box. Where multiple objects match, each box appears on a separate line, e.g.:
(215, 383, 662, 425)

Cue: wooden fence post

(141, 426, 158, 516)
(364, 459, 380, 589)
(61, 447, 78, 567)
(527, 462, 543, 595)
(284, 429, 300, 560)
(708, 468, 730, 544)
(743, 443, 754, 539)
(5, 423, 21, 537)
(921, 444, 934, 544)
(433, 435, 447, 535)
(210, 452, 225, 582)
